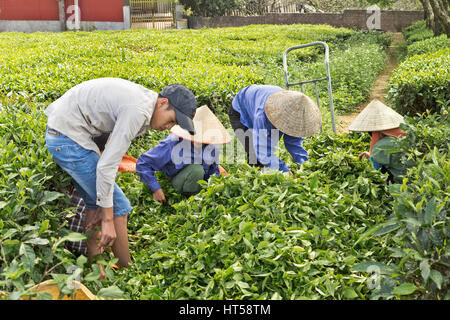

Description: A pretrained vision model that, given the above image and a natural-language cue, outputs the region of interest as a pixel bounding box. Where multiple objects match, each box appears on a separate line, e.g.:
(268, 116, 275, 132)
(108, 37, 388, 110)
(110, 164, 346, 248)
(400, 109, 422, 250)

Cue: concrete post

(57, 0, 66, 31)
(123, 0, 131, 29)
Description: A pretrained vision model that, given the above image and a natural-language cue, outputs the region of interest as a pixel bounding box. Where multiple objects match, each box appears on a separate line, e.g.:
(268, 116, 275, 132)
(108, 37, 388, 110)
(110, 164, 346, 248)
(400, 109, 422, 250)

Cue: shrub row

(407, 34, 450, 57)
(388, 21, 449, 116)
(388, 48, 450, 116)
(402, 20, 435, 45)
(0, 92, 395, 300)
(0, 25, 388, 118)
(356, 108, 450, 299)
(0, 94, 127, 299)
(0, 25, 394, 300)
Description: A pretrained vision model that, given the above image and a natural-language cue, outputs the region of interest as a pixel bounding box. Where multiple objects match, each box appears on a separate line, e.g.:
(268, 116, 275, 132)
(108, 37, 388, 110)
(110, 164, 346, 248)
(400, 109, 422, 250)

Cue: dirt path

(336, 33, 405, 134)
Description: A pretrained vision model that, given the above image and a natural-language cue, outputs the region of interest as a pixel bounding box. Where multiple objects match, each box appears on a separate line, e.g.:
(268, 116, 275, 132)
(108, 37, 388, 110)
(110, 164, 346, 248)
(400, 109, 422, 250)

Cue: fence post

(57, 0, 66, 32)
(123, 0, 131, 29)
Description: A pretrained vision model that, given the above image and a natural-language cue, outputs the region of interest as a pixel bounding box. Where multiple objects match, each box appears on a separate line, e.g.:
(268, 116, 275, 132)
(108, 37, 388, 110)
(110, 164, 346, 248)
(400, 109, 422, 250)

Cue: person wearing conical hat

(136, 106, 232, 203)
(349, 99, 413, 184)
(228, 85, 322, 173)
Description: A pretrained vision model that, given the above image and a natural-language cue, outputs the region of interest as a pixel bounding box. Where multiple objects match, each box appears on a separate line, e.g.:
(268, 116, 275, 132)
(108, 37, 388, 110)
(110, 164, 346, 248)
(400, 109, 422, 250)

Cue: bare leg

(84, 208, 104, 263)
(84, 209, 131, 268)
(111, 214, 131, 268)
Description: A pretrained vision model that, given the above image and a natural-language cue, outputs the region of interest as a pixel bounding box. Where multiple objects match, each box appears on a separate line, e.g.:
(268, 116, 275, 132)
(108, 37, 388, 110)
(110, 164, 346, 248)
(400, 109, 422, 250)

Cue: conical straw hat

(348, 99, 404, 132)
(265, 90, 322, 137)
(170, 105, 232, 145)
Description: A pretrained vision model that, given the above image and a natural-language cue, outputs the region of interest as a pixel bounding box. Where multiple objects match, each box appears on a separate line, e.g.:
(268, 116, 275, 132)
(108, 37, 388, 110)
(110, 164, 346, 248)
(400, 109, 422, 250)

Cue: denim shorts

(45, 127, 132, 217)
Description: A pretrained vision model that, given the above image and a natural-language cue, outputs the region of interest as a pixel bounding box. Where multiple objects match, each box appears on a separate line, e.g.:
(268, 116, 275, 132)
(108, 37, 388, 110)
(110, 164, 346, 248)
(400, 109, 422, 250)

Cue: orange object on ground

(218, 165, 228, 176)
(22, 280, 98, 300)
(118, 154, 137, 172)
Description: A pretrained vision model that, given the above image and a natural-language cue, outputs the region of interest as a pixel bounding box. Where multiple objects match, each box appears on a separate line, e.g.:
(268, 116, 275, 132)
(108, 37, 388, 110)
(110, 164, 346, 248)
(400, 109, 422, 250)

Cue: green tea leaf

(352, 261, 395, 273)
(63, 232, 86, 242)
(419, 260, 430, 282)
(239, 221, 256, 234)
(0, 201, 8, 210)
(25, 238, 49, 246)
(35, 292, 53, 300)
(430, 270, 443, 290)
(424, 197, 437, 225)
(40, 191, 64, 205)
(39, 219, 50, 235)
(373, 222, 401, 236)
(392, 283, 417, 296)
(97, 286, 124, 299)
(343, 287, 358, 299)
(19, 243, 35, 270)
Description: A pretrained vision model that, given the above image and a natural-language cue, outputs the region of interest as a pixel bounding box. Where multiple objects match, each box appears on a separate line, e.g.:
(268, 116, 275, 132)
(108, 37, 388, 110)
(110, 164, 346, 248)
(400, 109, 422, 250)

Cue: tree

(366, 0, 450, 36)
(424, 0, 450, 35)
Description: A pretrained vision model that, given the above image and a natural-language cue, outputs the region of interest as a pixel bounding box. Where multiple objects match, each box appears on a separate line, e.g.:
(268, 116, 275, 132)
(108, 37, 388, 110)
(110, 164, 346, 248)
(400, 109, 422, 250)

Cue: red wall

(65, 0, 124, 22)
(0, 0, 59, 21)
(0, 0, 124, 22)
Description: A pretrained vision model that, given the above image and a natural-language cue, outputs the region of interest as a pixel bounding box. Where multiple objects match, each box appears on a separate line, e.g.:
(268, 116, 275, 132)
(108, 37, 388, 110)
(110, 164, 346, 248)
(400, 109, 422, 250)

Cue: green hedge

(402, 20, 435, 45)
(0, 92, 395, 300)
(0, 26, 404, 300)
(388, 48, 450, 116)
(3, 92, 446, 300)
(355, 109, 450, 300)
(407, 34, 450, 57)
(0, 25, 354, 110)
(0, 26, 389, 118)
(388, 20, 450, 116)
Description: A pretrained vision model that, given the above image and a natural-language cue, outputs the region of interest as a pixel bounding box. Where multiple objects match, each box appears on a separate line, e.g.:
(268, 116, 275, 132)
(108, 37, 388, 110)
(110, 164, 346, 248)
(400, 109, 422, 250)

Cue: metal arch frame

(283, 41, 336, 134)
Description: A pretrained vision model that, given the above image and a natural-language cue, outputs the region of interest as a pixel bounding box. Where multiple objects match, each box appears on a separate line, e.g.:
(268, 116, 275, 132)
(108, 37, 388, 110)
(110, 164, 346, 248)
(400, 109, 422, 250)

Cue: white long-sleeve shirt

(45, 77, 158, 208)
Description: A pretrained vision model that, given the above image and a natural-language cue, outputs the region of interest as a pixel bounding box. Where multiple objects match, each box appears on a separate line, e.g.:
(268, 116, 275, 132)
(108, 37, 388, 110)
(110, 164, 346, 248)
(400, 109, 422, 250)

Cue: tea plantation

(0, 23, 448, 300)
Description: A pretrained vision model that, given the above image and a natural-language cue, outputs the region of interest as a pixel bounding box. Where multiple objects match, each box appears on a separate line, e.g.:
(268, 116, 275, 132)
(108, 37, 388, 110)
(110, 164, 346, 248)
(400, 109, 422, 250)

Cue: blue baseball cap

(160, 84, 197, 135)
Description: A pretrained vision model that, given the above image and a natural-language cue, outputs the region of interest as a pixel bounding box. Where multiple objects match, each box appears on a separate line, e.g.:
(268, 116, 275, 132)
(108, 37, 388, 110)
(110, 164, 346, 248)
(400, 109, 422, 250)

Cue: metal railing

(229, 1, 304, 16)
(283, 42, 336, 133)
(130, 0, 175, 30)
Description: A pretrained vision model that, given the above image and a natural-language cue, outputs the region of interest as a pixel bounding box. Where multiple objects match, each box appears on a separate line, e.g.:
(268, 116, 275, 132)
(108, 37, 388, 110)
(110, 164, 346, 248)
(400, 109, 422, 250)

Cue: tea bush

(2, 25, 444, 300)
(0, 25, 388, 116)
(402, 20, 435, 45)
(0, 93, 397, 300)
(407, 34, 450, 57)
(0, 94, 123, 299)
(354, 22, 450, 298)
(112, 133, 395, 300)
(353, 108, 450, 299)
(387, 49, 450, 116)
(388, 20, 450, 116)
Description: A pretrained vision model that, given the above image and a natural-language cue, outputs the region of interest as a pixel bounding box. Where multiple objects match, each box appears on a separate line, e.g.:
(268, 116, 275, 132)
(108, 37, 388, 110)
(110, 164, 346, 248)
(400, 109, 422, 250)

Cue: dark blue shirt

(232, 84, 308, 172)
(136, 134, 220, 192)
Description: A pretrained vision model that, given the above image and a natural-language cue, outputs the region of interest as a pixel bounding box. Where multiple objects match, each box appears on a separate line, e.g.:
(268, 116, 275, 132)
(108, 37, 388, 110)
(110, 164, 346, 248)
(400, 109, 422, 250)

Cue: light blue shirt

(232, 85, 308, 172)
(136, 134, 220, 192)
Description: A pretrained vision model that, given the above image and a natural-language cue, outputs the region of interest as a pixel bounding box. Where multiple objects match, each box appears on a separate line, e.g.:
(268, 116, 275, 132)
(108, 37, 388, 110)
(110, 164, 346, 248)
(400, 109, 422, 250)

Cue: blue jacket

(232, 84, 308, 172)
(136, 134, 220, 192)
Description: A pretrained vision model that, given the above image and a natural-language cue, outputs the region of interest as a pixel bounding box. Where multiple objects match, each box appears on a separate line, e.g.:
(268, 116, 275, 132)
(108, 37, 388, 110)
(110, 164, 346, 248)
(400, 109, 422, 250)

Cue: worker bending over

(228, 84, 322, 174)
(349, 99, 413, 183)
(45, 78, 197, 267)
(137, 106, 231, 202)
